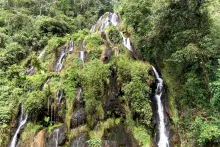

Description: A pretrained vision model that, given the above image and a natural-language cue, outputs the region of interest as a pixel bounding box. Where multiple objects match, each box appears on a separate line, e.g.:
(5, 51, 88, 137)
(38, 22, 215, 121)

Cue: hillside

(0, 0, 220, 147)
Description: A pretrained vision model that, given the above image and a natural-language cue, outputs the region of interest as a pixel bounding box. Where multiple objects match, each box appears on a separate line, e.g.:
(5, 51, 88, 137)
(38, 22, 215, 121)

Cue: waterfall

(26, 49, 45, 75)
(120, 32, 133, 52)
(42, 77, 51, 90)
(79, 51, 85, 62)
(77, 88, 82, 102)
(37, 49, 45, 59)
(27, 66, 35, 76)
(111, 13, 119, 26)
(80, 40, 86, 63)
(90, 12, 120, 33)
(98, 12, 120, 32)
(10, 105, 28, 147)
(97, 16, 103, 24)
(152, 66, 169, 147)
(82, 40, 86, 51)
(90, 25, 96, 32)
(56, 90, 63, 104)
(69, 39, 74, 53)
(55, 89, 64, 122)
(54, 128, 59, 147)
(55, 47, 66, 72)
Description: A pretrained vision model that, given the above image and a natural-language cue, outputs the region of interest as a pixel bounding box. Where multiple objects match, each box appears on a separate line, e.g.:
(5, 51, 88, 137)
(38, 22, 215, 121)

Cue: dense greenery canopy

(0, 0, 219, 146)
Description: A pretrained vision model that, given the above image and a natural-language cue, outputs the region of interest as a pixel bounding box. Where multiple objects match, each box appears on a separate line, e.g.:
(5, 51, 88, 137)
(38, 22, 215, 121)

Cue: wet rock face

(70, 107, 86, 128)
(102, 125, 137, 147)
(46, 125, 66, 147)
(70, 133, 88, 147)
(103, 67, 125, 118)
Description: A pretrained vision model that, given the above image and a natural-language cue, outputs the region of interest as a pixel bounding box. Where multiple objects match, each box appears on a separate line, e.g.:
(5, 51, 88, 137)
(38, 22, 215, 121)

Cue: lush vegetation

(116, 0, 220, 146)
(0, 0, 219, 146)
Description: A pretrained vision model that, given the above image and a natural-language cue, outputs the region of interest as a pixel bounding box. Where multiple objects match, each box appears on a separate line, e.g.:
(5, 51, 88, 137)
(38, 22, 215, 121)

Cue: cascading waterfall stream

(79, 51, 85, 62)
(55, 47, 66, 72)
(79, 40, 86, 69)
(120, 32, 133, 52)
(54, 128, 59, 147)
(57, 90, 63, 104)
(77, 88, 82, 102)
(38, 49, 45, 59)
(26, 49, 46, 75)
(10, 105, 28, 147)
(152, 66, 169, 147)
(69, 39, 74, 53)
(90, 12, 133, 52)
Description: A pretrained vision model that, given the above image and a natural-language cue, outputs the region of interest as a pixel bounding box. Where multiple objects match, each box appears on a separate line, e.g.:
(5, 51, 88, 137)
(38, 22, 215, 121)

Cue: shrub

(24, 91, 46, 121)
(107, 26, 121, 44)
(38, 16, 70, 36)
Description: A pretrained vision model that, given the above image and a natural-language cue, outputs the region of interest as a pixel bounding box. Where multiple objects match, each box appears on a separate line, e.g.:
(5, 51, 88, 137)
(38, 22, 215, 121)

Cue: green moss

(125, 119, 151, 147)
(89, 118, 117, 140)
(48, 123, 63, 133)
(162, 63, 179, 124)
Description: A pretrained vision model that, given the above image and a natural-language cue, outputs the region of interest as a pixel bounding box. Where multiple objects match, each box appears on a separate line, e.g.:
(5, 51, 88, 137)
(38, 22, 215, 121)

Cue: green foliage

(38, 16, 70, 36)
(0, 42, 26, 69)
(87, 139, 102, 147)
(193, 117, 220, 146)
(81, 59, 109, 127)
(85, 34, 103, 60)
(5, 12, 33, 35)
(210, 60, 220, 113)
(116, 0, 152, 34)
(107, 26, 121, 44)
(61, 59, 82, 99)
(23, 91, 46, 121)
(85, 34, 102, 51)
(125, 119, 151, 147)
(89, 118, 116, 140)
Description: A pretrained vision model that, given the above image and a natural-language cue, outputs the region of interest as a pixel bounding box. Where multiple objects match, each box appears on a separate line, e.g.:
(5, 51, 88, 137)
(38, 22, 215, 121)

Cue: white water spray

(152, 66, 169, 147)
(111, 13, 119, 26)
(120, 32, 133, 51)
(69, 39, 74, 53)
(10, 105, 28, 147)
(56, 90, 63, 104)
(79, 51, 85, 62)
(54, 128, 59, 147)
(56, 47, 66, 72)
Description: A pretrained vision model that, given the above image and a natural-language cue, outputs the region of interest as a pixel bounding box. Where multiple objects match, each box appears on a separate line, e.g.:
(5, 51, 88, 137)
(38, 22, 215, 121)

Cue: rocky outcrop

(70, 107, 86, 128)
(100, 40, 113, 63)
(103, 66, 125, 118)
(31, 130, 46, 147)
(46, 125, 67, 147)
(102, 125, 137, 147)
(70, 133, 88, 147)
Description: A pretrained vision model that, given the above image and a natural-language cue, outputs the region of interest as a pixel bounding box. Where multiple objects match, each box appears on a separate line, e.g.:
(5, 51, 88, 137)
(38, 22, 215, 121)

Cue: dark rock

(46, 125, 67, 147)
(103, 66, 125, 118)
(70, 107, 86, 128)
(102, 125, 137, 147)
(70, 133, 88, 147)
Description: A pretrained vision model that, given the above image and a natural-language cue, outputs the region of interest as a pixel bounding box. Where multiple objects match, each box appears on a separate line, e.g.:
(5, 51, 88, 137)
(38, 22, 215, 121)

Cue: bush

(107, 26, 121, 44)
(38, 16, 70, 36)
(24, 91, 46, 121)
(193, 117, 220, 146)
(81, 60, 109, 127)
(85, 34, 102, 51)
(0, 42, 26, 69)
